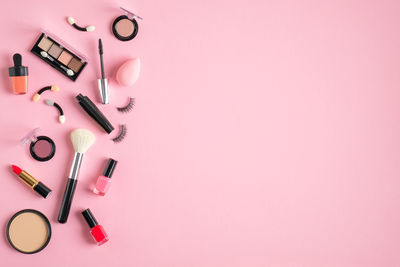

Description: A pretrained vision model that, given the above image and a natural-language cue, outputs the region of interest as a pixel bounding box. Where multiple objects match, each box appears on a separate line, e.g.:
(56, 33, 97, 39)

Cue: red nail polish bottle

(93, 158, 118, 196)
(82, 209, 109, 245)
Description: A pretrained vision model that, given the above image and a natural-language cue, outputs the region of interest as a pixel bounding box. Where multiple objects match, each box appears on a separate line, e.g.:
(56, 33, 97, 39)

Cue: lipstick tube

(11, 165, 51, 198)
(76, 94, 114, 134)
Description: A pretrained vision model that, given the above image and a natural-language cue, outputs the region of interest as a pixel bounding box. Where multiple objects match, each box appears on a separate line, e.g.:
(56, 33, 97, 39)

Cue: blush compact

(20, 128, 56, 162)
(112, 7, 142, 41)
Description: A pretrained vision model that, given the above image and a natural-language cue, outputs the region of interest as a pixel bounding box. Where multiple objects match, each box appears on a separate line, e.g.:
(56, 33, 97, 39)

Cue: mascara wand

(98, 39, 109, 104)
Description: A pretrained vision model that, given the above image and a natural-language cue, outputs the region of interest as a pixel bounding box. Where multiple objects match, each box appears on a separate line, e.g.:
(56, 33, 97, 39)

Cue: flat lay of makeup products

(5, 5, 142, 253)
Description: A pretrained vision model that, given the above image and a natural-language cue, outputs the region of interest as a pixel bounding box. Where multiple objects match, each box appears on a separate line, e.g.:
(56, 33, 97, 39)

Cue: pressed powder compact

(20, 128, 56, 162)
(6, 209, 51, 254)
(112, 7, 142, 41)
(31, 30, 87, 81)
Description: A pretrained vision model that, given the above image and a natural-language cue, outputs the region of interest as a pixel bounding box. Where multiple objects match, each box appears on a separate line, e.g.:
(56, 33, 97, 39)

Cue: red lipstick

(11, 165, 52, 198)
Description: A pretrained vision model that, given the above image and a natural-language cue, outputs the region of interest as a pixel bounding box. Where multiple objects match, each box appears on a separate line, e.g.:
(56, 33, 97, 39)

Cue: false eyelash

(112, 124, 127, 143)
(116, 97, 135, 113)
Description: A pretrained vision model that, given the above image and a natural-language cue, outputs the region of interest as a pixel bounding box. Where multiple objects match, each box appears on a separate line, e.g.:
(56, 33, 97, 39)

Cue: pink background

(0, 0, 399, 266)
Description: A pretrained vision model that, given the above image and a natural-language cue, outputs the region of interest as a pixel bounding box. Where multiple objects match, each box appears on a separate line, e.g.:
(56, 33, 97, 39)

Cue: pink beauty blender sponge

(115, 58, 141, 86)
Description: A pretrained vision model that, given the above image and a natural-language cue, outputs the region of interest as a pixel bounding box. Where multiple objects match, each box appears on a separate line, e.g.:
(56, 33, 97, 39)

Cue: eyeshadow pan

(68, 57, 83, 72)
(58, 51, 73, 65)
(48, 44, 63, 58)
(115, 19, 135, 37)
(34, 139, 53, 158)
(37, 37, 53, 51)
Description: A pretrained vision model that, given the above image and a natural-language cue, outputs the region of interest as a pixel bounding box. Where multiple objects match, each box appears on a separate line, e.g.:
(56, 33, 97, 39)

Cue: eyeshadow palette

(31, 31, 87, 81)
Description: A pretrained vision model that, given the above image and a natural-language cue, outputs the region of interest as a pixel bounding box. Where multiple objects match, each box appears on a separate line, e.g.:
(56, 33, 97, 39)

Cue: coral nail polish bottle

(82, 209, 109, 246)
(93, 158, 118, 196)
(9, 53, 28, 94)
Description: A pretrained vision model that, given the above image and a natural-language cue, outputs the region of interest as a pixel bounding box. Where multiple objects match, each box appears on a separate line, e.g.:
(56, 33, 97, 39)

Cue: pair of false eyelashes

(33, 86, 134, 142)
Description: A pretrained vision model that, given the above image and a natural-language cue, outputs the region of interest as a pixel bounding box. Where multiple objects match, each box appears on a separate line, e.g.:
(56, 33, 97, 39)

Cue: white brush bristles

(70, 129, 96, 153)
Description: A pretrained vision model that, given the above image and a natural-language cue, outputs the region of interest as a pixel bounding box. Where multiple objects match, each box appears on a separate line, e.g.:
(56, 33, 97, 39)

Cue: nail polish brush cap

(82, 209, 98, 228)
(103, 158, 118, 178)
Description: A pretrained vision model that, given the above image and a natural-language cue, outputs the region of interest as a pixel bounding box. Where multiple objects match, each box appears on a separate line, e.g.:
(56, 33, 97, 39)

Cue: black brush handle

(58, 178, 77, 223)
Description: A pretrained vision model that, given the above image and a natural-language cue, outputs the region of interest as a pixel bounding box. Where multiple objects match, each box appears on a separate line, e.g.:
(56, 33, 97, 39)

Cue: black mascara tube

(76, 94, 114, 134)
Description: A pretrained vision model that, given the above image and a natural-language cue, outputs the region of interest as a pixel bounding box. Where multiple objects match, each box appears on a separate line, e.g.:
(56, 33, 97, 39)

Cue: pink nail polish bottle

(93, 158, 118, 196)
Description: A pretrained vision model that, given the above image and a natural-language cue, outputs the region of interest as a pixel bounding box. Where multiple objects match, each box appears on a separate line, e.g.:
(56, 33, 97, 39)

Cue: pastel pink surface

(115, 58, 141, 86)
(1, 0, 400, 266)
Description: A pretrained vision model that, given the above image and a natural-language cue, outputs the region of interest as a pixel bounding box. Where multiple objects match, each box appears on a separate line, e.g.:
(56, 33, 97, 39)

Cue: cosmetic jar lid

(20, 128, 40, 145)
(120, 7, 143, 20)
(103, 158, 118, 178)
(82, 209, 98, 228)
(6, 209, 51, 254)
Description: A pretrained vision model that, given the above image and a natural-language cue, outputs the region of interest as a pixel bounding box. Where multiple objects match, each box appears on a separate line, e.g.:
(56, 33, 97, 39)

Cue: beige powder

(115, 19, 135, 37)
(37, 37, 53, 51)
(8, 211, 49, 253)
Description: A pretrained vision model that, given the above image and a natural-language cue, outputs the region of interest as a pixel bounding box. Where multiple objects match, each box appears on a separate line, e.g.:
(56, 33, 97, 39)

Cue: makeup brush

(58, 129, 95, 223)
(98, 38, 109, 104)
